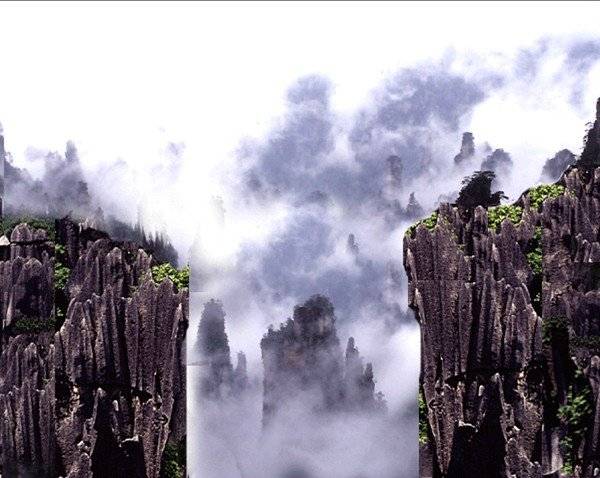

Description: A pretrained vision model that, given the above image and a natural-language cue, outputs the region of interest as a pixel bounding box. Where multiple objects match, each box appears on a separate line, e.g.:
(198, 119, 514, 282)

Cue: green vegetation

(558, 375, 593, 475)
(527, 227, 543, 276)
(151, 263, 190, 290)
(542, 316, 569, 346)
(527, 227, 543, 312)
(527, 184, 565, 210)
(406, 211, 438, 237)
(527, 250, 543, 276)
(160, 440, 186, 478)
(54, 243, 70, 329)
(54, 261, 71, 291)
(0, 215, 56, 241)
(487, 204, 523, 231)
(419, 391, 429, 445)
(13, 317, 55, 334)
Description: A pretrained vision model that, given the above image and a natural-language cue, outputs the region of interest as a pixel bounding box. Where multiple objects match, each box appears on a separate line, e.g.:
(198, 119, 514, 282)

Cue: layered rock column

(0, 219, 188, 477)
(404, 165, 600, 477)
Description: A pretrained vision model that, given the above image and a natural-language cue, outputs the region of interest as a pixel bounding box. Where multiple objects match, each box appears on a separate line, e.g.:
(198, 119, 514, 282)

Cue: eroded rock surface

(0, 219, 188, 477)
(405, 103, 600, 477)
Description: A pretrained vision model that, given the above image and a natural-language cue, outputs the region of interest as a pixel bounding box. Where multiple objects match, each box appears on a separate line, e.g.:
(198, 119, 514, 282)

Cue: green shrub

(55, 244, 66, 257)
(160, 440, 186, 478)
(419, 391, 429, 445)
(151, 263, 190, 290)
(487, 205, 523, 231)
(54, 261, 71, 291)
(406, 212, 438, 237)
(558, 380, 593, 475)
(528, 184, 565, 210)
(527, 250, 543, 275)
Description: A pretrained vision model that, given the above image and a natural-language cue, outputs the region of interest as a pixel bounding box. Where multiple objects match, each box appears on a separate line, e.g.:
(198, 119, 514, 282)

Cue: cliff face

(0, 218, 188, 477)
(404, 105, 600, 477)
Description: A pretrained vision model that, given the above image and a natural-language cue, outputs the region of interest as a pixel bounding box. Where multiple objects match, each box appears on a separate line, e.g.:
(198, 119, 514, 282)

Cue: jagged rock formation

(387, 155, 404, 189)
(454, 132, 475, 165)
(261, 295, 383, 425)
(0, 133, 179, 267)
(481, 148, 513, 178)
(406, 192, 425, 221)
(541, 149, 577, 182)
(1, 139, 92, 219)
(404, 99, 600, 478)
(579, 99, 600, 167)
(0, 218, 188, 477)
(196, 299, 247, 400)
(0, 132, 5, 215)
(347, 234, 360, 255)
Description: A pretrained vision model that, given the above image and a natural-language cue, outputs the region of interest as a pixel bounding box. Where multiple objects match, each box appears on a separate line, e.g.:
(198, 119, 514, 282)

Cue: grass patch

(487, 205, 523, 231)
(151, 263, 190, 291)
(528, 184, 565, 210)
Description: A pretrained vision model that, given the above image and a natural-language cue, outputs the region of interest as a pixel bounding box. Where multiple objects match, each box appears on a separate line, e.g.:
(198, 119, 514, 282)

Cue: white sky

(1, 1, 599, 256)
(1, 1, 599, 165)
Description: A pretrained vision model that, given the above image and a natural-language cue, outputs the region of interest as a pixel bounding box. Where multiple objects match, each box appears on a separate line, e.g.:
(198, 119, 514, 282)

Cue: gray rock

(405, 163, 600, 477)
(0, 220, 188, 477)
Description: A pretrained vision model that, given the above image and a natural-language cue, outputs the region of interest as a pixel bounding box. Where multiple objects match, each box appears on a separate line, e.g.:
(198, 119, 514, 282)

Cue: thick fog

(188, 40, 600, 478)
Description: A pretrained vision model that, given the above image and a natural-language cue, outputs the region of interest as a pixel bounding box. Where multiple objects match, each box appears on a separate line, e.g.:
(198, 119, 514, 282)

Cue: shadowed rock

(453, 132, 475, 165)
(540, 149, 576, 181)
(405, 104, 600, 477)
(0, 220, 188, 478)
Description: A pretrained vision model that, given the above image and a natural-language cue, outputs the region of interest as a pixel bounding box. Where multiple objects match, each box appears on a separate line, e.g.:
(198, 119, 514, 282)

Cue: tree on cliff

(456, 170, 506, 211)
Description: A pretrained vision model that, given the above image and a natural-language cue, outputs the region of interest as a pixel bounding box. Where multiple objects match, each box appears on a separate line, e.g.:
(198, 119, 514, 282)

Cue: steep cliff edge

(0, 217, 188, 477)
(404, 101, 600, 478)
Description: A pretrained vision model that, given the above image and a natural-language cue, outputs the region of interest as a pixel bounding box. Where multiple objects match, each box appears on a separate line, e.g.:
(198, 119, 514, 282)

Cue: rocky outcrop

(580, 98, 600, 167)
(454, 132, 475, 165)
(196, 299, 247, 400)
(0, 223, 55, 477)
(261, 295, 384, 424)
(481, 148, 513, 178)
(406, 192, 426, 221)
(404, 100, 600, 478)
(1, 133, 5, 215)
(0, 218, 188, 477)
(541, 149, 577, 182)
